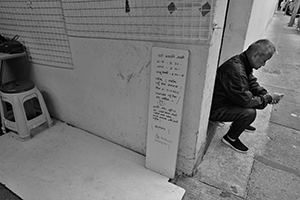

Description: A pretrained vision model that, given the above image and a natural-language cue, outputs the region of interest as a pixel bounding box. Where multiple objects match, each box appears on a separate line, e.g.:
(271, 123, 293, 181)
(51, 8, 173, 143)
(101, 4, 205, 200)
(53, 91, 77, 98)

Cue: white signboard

(146, 47, 189, 178)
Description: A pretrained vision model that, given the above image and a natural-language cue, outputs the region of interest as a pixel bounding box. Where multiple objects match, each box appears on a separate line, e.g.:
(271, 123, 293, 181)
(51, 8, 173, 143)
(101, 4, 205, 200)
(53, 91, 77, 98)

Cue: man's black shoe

(245, 125, 256, 132)
(222, 135, 248, 153)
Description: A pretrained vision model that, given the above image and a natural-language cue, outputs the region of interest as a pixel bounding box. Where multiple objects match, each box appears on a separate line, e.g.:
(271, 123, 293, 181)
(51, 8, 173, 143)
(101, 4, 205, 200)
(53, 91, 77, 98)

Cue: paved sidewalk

(175, 11, 300, 200)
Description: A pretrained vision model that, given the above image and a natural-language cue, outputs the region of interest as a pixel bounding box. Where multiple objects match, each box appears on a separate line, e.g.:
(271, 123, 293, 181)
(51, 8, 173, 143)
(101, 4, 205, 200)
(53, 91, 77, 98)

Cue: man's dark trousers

(210, 106, 256, 139)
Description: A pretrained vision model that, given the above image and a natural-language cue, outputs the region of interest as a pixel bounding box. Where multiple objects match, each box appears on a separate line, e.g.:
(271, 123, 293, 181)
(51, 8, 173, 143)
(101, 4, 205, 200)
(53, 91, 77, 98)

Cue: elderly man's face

(251, 53, 273, 70)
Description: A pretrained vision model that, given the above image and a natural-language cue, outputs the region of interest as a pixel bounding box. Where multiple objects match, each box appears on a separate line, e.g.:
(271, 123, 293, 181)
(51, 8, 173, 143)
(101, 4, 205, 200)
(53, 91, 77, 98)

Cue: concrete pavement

(175, 11, 300, 200)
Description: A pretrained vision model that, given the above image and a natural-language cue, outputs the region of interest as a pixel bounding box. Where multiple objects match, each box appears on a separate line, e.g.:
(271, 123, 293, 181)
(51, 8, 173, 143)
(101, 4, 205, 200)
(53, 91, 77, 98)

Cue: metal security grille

(0, 0, 214, 68)
(0, 0, 73, 69)
(63, 0, 214, 43)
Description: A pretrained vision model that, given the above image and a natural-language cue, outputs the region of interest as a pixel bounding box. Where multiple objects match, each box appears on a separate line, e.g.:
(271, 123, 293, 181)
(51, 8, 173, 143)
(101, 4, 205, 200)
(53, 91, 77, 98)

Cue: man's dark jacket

(210, 52, 272, 114)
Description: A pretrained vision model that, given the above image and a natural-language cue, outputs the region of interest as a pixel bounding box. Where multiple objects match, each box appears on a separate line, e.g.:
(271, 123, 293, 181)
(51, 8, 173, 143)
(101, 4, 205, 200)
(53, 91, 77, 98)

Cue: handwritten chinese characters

(153, 52, 187, 124)
(146, 47, 189, 178)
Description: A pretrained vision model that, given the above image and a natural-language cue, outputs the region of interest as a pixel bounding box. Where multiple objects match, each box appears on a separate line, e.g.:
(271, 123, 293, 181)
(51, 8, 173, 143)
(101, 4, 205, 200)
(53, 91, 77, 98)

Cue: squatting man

(209, 39, 284, 153)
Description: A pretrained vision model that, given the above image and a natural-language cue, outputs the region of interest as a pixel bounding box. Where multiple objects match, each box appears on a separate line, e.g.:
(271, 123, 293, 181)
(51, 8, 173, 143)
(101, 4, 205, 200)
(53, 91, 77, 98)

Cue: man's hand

(271, 92, 284, 104)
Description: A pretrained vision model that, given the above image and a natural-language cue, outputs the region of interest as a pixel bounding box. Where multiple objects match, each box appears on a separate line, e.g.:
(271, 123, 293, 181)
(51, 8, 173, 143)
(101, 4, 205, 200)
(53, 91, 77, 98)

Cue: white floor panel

(0, 120, 185, 200)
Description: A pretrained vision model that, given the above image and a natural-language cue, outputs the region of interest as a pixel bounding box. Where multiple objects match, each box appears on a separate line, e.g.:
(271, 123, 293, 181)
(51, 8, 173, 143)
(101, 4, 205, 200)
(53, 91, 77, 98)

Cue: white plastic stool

(0, 80, 53, 141)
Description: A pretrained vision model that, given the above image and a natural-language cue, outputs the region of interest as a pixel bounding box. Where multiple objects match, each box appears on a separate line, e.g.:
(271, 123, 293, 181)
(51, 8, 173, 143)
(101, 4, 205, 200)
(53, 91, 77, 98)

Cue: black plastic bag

(0, 34, 7, 43)
(0, 35, 26, 54)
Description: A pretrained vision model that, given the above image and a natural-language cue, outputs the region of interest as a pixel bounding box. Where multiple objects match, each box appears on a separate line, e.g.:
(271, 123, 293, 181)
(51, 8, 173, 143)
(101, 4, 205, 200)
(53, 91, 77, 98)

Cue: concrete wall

(219, 0, 253, 63)
(28, 38, 210, 175)
(26, 0, 230, 175)
(193, 0, 228, 172)
(244, 0, 278, 48)
(220, 0, 278, 64)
